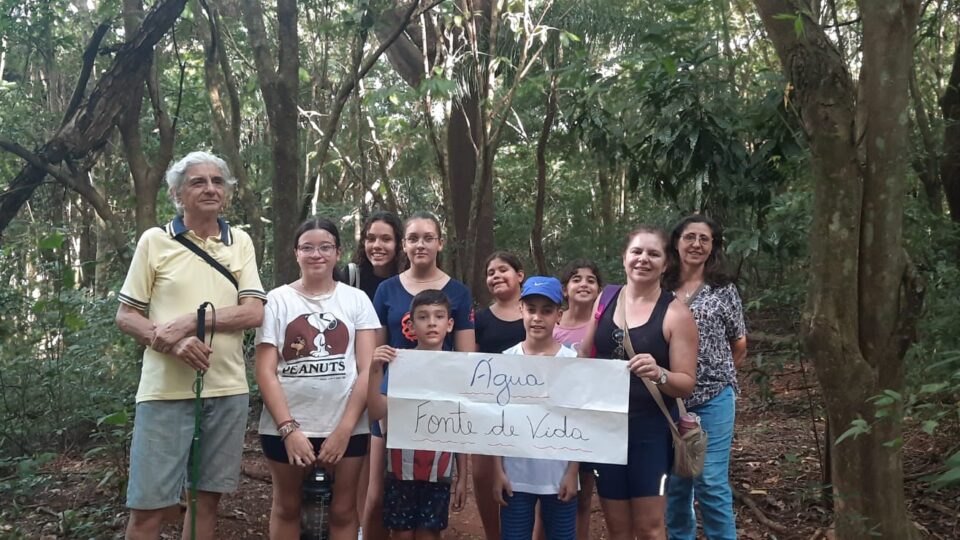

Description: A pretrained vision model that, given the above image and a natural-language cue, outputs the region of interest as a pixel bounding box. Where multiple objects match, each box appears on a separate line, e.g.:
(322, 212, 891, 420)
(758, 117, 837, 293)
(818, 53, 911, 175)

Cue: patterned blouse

(684, 282, 747, 408)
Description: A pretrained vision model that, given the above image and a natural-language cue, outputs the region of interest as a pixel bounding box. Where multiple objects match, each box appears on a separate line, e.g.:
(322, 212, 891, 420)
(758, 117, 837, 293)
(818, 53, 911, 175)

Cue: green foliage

(0, 230, 139, 459)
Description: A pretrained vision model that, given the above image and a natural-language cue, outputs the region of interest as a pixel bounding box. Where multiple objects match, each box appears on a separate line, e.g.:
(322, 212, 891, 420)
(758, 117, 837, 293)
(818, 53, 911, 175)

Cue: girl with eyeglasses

(663, 215, 747, 540)
(371, 211, 476, 352)
(579, 226, 698, 540)
(255, 217, 381, 539)
(368, 212, 476, 534)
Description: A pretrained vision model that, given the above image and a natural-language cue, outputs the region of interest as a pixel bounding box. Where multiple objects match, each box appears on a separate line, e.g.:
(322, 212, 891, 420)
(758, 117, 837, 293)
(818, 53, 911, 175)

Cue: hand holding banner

(385, 350, 630, 465)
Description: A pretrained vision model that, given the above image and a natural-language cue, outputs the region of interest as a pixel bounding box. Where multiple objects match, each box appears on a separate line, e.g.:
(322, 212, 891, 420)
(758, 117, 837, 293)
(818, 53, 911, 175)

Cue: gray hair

(165, 151, 237, 213)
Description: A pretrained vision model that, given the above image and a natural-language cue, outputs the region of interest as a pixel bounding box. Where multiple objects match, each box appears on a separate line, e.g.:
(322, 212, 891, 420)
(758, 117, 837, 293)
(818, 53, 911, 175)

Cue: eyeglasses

(681, 233, 712, 245)
(404, 235, 439, 245)
(297, 243, 337, 255)
(612, 327, 626, 359)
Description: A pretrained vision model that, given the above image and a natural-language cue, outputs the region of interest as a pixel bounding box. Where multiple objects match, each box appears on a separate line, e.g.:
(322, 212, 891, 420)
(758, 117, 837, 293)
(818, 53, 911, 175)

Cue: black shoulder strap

(173, 235, 239, 290)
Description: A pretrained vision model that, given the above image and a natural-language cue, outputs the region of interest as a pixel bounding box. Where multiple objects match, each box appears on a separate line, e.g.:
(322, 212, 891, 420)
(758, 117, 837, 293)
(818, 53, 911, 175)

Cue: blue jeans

(666, 385, 736, 540)
(500, 491, 576, 540)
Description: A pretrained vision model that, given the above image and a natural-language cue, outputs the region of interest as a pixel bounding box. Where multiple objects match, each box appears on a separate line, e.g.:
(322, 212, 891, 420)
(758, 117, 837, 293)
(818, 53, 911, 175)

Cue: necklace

(680, 281, 704, 304)
(293, 280, 336, 298)
(404, 271, 445, 283)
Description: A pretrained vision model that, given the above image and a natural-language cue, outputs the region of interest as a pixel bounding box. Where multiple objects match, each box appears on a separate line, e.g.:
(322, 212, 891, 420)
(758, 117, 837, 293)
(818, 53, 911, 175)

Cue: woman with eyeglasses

(255, 217, 381, 539)
(579, 226, 698, 540)
(664, 215, 747, 540)
(371, 211, 476, 352)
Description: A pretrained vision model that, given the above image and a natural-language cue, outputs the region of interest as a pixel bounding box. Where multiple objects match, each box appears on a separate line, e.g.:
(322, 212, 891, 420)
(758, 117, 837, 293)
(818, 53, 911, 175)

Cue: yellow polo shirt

(119, 216, 267, 402)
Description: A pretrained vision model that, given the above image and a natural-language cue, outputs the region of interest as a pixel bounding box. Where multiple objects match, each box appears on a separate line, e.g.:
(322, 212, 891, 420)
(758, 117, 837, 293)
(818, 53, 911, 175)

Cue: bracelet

(278, 419, 301, 440)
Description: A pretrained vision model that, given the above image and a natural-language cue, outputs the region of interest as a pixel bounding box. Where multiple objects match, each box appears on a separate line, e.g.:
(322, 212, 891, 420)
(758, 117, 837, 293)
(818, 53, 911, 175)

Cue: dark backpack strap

(173, 235, 239, 290)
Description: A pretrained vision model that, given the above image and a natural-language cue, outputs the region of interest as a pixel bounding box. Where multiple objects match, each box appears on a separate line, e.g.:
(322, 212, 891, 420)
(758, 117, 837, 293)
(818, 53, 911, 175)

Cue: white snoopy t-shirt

(256, 282, 381, 437)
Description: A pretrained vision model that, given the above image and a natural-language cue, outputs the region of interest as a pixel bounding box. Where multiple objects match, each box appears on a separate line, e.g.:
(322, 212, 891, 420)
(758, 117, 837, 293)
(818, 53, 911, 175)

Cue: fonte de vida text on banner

(385, 350, 630, 465)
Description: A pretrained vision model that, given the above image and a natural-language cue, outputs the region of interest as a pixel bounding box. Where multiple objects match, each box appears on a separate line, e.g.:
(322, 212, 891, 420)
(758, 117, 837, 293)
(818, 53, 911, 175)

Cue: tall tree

(753, 2, 922, 538)
(380, 0, 551, 298)
(196, 0, 265, 261)
(940, 36, 960, 222)
(117, 0, 178, 237)
(240, 0, 300, 285)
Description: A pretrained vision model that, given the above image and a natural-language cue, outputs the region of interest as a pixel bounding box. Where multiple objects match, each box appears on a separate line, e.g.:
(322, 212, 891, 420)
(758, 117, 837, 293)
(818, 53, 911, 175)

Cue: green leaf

(931, 466, 960, 489)
(944, 450, 960, 468)
(922, 420, 938, 435)
(871, 396, 895, 407)
(38, 233, 64, 250)
(835, 418, 870, 445)
(920, 382, 949, 394)
(882, 389, 902, 401)
(84, 446, 107, 459)
(98, 410, 129, 427)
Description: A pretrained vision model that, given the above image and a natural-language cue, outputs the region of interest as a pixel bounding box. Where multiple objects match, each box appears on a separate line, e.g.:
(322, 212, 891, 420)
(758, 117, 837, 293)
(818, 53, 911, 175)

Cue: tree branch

(61, 22, 112, 129)
(0, 138, 73, 186)
(300, 0, 444, 206)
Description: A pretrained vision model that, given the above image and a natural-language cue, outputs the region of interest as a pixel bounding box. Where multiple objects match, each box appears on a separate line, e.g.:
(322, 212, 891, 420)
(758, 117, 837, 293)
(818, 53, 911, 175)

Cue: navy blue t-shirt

(372, 275, 475, 350)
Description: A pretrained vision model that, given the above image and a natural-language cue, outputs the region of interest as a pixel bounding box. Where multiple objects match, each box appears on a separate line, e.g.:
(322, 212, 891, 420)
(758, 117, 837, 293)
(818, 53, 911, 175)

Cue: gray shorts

(126, 394, 248, 510)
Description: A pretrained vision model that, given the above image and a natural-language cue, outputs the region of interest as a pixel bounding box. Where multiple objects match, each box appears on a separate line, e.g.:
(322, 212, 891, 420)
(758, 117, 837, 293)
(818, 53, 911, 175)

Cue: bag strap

(595, 284, 623, 322)
(348, 262, 359, 288)
(173, 235, 239, 290)
(613, 287, 682, 440)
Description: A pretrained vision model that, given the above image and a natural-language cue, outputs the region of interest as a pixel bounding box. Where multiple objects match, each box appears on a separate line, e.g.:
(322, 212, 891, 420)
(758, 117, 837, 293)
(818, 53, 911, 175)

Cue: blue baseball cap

(520, 276, 564, 305)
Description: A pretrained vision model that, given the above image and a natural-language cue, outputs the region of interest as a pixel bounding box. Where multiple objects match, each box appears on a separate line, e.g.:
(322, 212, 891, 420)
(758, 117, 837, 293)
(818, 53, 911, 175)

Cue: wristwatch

(654, 367, 668, 386)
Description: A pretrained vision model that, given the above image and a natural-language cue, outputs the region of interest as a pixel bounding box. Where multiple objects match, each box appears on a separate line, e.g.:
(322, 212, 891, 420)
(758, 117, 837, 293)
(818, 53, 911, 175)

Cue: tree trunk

(531, 54, 558, 275)
(380, 1, 496, 297)
(78, 196, 96, 289)
(118, 0, 176, 237)
(240, 0, 300, 286)
(196, 0, 264, 262)
(940, 35, 960, 223)
(447, 93, 494, 296)
(753, 2, 922, 538)
(909, 68, 943, 213)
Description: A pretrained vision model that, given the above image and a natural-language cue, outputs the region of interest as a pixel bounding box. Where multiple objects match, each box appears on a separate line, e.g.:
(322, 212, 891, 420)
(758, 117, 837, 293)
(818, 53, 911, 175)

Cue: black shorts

(260, 433, 369, 463)
(594, 414, 673, 500)
(382, 476, 451, 531)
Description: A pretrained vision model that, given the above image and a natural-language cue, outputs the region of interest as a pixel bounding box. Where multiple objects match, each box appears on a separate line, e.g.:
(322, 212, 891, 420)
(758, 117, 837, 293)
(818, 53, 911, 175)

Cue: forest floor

(3, 310, 960, 539)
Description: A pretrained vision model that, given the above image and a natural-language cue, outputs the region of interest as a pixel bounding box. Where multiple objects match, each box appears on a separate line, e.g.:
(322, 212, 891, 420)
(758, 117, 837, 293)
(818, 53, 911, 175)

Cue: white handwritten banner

(386, 350, 630, 465)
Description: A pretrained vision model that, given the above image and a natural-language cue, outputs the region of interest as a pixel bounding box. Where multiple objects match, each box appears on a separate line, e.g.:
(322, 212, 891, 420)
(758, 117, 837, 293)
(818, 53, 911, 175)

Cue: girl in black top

(354, 211, 404, 540)
(474, 251, 526, 540)
(475, 251, 527, 353)
(353, 211, 405, 300)
(580, 226, 698, 540)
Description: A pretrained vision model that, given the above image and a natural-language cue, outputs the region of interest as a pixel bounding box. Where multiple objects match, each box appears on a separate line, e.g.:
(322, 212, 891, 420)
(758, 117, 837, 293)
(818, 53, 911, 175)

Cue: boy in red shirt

(368, 289, 467, 539)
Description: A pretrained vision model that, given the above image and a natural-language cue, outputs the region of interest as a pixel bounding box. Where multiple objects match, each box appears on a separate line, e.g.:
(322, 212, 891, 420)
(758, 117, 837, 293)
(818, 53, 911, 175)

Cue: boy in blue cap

(492, 276, 579, 540)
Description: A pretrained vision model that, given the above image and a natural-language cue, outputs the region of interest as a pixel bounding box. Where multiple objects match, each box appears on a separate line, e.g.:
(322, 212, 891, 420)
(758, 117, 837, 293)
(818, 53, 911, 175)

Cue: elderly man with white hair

(115, 151, 266, 539)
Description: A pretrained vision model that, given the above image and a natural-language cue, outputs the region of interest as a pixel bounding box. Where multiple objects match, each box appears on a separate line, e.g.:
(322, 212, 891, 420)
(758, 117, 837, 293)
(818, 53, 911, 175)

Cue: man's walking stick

(190, 302, 214, 540)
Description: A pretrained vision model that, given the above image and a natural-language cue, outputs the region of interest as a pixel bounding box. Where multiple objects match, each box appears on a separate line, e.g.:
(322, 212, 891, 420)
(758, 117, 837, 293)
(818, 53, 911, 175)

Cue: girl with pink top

(552, 258, 602, 540)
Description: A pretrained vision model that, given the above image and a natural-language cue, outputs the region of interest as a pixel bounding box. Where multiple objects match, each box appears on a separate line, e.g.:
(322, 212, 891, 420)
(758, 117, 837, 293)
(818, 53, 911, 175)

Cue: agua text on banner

(385, 350, 630, 465)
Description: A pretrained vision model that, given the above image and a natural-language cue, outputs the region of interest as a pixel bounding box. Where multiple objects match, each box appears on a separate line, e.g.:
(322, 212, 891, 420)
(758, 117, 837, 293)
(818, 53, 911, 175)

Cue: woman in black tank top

(580, 226, 698, 540)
